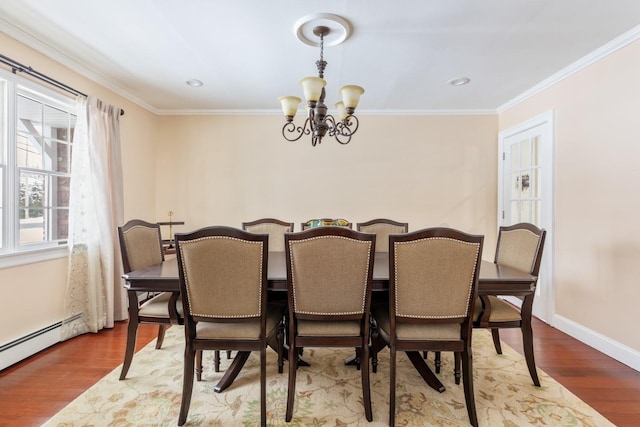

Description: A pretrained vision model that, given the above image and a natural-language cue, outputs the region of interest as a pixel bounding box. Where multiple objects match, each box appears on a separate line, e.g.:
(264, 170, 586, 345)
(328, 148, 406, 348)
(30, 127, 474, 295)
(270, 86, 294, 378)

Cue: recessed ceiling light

(447, 77, 470, 86)
(186, 79, 203, 87)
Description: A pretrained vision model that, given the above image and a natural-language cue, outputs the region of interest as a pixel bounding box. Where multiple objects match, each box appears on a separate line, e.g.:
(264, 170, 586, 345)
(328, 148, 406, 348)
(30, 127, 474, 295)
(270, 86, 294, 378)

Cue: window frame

(0, 68, 74, 268)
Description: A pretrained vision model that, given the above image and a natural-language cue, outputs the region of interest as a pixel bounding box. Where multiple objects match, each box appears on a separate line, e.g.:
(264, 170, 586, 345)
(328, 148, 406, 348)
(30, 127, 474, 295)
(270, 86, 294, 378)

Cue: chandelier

(278, 18, 364, 147)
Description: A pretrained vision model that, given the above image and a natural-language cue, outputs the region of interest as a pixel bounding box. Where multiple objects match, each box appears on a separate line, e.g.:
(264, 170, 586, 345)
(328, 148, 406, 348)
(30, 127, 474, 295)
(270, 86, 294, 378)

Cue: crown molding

(498, 24, 640, 114)
(156, 108, 497, 116)
(0, 17, 160, 114)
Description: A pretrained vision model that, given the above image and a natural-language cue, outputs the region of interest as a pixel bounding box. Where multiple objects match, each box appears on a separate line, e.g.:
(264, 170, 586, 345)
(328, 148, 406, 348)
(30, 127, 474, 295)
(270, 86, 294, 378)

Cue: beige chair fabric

(242, 218, 294, 252)
(495, 227, 542, 272)
(357, 219, 408, 252)
(175, 226, 284, 427)
(121, 225, 164, 271)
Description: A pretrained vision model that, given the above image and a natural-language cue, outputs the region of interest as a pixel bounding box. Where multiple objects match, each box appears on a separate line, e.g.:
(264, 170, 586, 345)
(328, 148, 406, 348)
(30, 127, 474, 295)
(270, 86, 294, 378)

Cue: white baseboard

(496, 297, 639, 372)
(0, 322, 61, 371)
(553, 315, 640, 372)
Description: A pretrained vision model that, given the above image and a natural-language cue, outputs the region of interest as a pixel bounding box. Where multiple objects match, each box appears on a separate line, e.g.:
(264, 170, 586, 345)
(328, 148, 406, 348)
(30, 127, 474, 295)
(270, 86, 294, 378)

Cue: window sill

(0, 246, 68, 269)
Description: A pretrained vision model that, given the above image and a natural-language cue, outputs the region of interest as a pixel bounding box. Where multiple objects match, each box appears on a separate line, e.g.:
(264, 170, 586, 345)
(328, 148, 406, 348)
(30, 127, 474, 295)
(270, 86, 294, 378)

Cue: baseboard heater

(0, 313, 81, 372)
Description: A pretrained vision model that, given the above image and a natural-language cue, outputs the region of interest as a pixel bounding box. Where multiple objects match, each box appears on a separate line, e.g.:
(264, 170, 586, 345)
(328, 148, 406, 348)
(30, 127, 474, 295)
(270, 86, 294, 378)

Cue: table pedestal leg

(214, 351, 250, 393)
(406, 351, 445, 393)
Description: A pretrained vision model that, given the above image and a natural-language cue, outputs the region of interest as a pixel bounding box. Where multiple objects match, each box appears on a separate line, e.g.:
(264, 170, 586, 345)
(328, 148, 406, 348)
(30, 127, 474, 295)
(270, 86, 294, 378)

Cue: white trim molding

(498, 24, 640, 113)
(554, 314, 640, 372)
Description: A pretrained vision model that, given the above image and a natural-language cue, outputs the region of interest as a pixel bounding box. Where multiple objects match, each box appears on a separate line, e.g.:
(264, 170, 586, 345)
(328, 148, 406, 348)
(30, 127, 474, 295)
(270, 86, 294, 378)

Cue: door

(498, 111, 554, 324)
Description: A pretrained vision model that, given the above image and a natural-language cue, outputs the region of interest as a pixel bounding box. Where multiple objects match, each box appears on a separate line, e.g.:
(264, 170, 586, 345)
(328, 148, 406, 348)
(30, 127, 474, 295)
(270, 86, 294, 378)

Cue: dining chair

(242, 218, 294, 252)
(117, 219, 182, 380)
(356, 218, 408, 252)
(431, 222, 546, 385)
(284, 227, 376, 422)
(474, 222, 546, 386)
(242, 217, 293, 368)
(300, 218, 352, 230)
(357, 218, 409, 371)
(175, 226, 285, 427)
(371, 227, 484, 427)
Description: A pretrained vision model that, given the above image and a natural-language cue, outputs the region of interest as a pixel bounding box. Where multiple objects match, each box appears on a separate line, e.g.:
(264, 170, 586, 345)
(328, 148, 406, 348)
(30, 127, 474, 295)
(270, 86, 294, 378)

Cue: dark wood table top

(122, 251, 537, 296)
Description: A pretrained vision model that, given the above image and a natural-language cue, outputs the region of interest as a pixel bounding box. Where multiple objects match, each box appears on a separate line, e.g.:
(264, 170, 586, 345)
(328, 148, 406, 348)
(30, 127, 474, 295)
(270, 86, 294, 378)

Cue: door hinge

(502, 152, 505, 160)
(502, 210, 505, 219)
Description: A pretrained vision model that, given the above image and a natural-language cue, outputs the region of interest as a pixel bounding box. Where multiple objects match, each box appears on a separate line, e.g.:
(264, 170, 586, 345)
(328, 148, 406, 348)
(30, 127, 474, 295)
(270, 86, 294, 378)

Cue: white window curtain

(61, 95, 126, 340)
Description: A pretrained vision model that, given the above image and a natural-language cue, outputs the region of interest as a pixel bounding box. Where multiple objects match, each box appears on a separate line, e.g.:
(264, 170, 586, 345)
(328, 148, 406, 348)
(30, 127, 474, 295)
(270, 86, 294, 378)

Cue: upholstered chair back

(495, 225, 545, 274)
(287, 229, 374, 318)
(243, 219, 294, 252)
(357, 219, 408, 252)
(393, 235, 481, 320)
(119, 220, 164, 273)
(178, 233, 265, 319)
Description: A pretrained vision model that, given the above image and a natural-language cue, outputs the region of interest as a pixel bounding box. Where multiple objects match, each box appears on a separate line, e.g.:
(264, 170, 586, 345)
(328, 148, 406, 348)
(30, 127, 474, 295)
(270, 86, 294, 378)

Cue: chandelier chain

(316, 31, 327, 78)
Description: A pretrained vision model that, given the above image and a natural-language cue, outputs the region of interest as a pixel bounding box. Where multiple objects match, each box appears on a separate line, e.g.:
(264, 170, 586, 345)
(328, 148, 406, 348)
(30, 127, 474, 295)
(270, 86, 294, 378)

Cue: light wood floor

(0, 318, 639, 426)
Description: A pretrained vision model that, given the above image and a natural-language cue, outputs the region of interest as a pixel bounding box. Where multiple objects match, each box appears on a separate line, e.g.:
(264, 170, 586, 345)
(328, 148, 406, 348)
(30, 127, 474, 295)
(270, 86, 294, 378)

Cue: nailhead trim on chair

(179, 235, 264, 319)
(289, 235, 372, 316)
(393, 237, 480, 319)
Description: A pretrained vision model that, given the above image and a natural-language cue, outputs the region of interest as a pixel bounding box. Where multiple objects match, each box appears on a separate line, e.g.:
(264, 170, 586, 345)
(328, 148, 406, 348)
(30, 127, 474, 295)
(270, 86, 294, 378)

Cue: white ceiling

(1, 0, 639, 114)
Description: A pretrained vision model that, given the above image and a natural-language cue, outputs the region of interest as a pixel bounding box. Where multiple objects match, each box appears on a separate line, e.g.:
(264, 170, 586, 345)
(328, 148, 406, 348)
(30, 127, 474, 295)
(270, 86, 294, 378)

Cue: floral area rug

(42, 326, 615, 426)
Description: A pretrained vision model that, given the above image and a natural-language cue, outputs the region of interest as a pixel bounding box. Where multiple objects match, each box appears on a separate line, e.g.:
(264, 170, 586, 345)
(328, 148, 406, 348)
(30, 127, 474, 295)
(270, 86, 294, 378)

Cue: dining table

(122, 251, 537, 393)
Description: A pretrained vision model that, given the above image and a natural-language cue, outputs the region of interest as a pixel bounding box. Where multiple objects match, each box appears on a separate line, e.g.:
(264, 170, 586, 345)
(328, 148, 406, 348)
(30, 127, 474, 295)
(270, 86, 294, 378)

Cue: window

(0, 68, 76, 266)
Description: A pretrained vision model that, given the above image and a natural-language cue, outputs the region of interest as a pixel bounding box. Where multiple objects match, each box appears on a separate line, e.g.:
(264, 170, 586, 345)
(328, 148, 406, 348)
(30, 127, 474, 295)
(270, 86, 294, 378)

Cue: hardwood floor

(1, 319, 639, 426)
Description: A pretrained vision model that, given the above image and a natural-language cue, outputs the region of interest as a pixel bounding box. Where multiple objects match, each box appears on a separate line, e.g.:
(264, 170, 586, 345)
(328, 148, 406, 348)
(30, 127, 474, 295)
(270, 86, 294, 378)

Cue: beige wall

(0, 33, 158, 345)
(499, 39, 640, 351)
(155, 114, 499, 256)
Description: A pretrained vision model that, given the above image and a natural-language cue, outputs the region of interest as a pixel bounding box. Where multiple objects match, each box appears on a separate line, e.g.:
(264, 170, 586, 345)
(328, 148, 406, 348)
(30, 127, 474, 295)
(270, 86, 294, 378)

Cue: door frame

(498, 110, 555, 325)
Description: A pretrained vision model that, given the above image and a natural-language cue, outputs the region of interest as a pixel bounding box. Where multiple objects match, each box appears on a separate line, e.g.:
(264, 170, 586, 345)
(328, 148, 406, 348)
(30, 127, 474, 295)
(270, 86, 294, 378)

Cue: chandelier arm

(337, 115, 359, 135)
(281, 118, 311, 142)
(334, 128, 353, 145)
(324, 114, 337, 137)
(321, 114, 352, 145)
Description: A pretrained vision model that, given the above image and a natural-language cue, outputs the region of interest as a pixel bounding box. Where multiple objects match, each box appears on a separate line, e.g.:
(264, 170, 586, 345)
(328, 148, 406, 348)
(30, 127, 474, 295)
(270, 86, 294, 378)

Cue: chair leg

(196, 350, 203, 381)
(423, 351, 428, 359)
(285, 341, 298, 422)
(522, 323, 541, 386)
(361, 343, 373, 421)
(178, 346, 196, 426)
(389, 346, 397, 427)
(155, 324, 167, 349)
(277, 320, 285, 374)
(260, 347, 267, 427)
(227, 350, 232, 359)
(214, 350, 221, 372)
(371, 327, 380, 373)
(454, 352, 461, 385)
(119, 318, 138, 380)
(491, 328, 503, 354)
(435, 351, 441, 373)
(461, 348, 478, 427)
